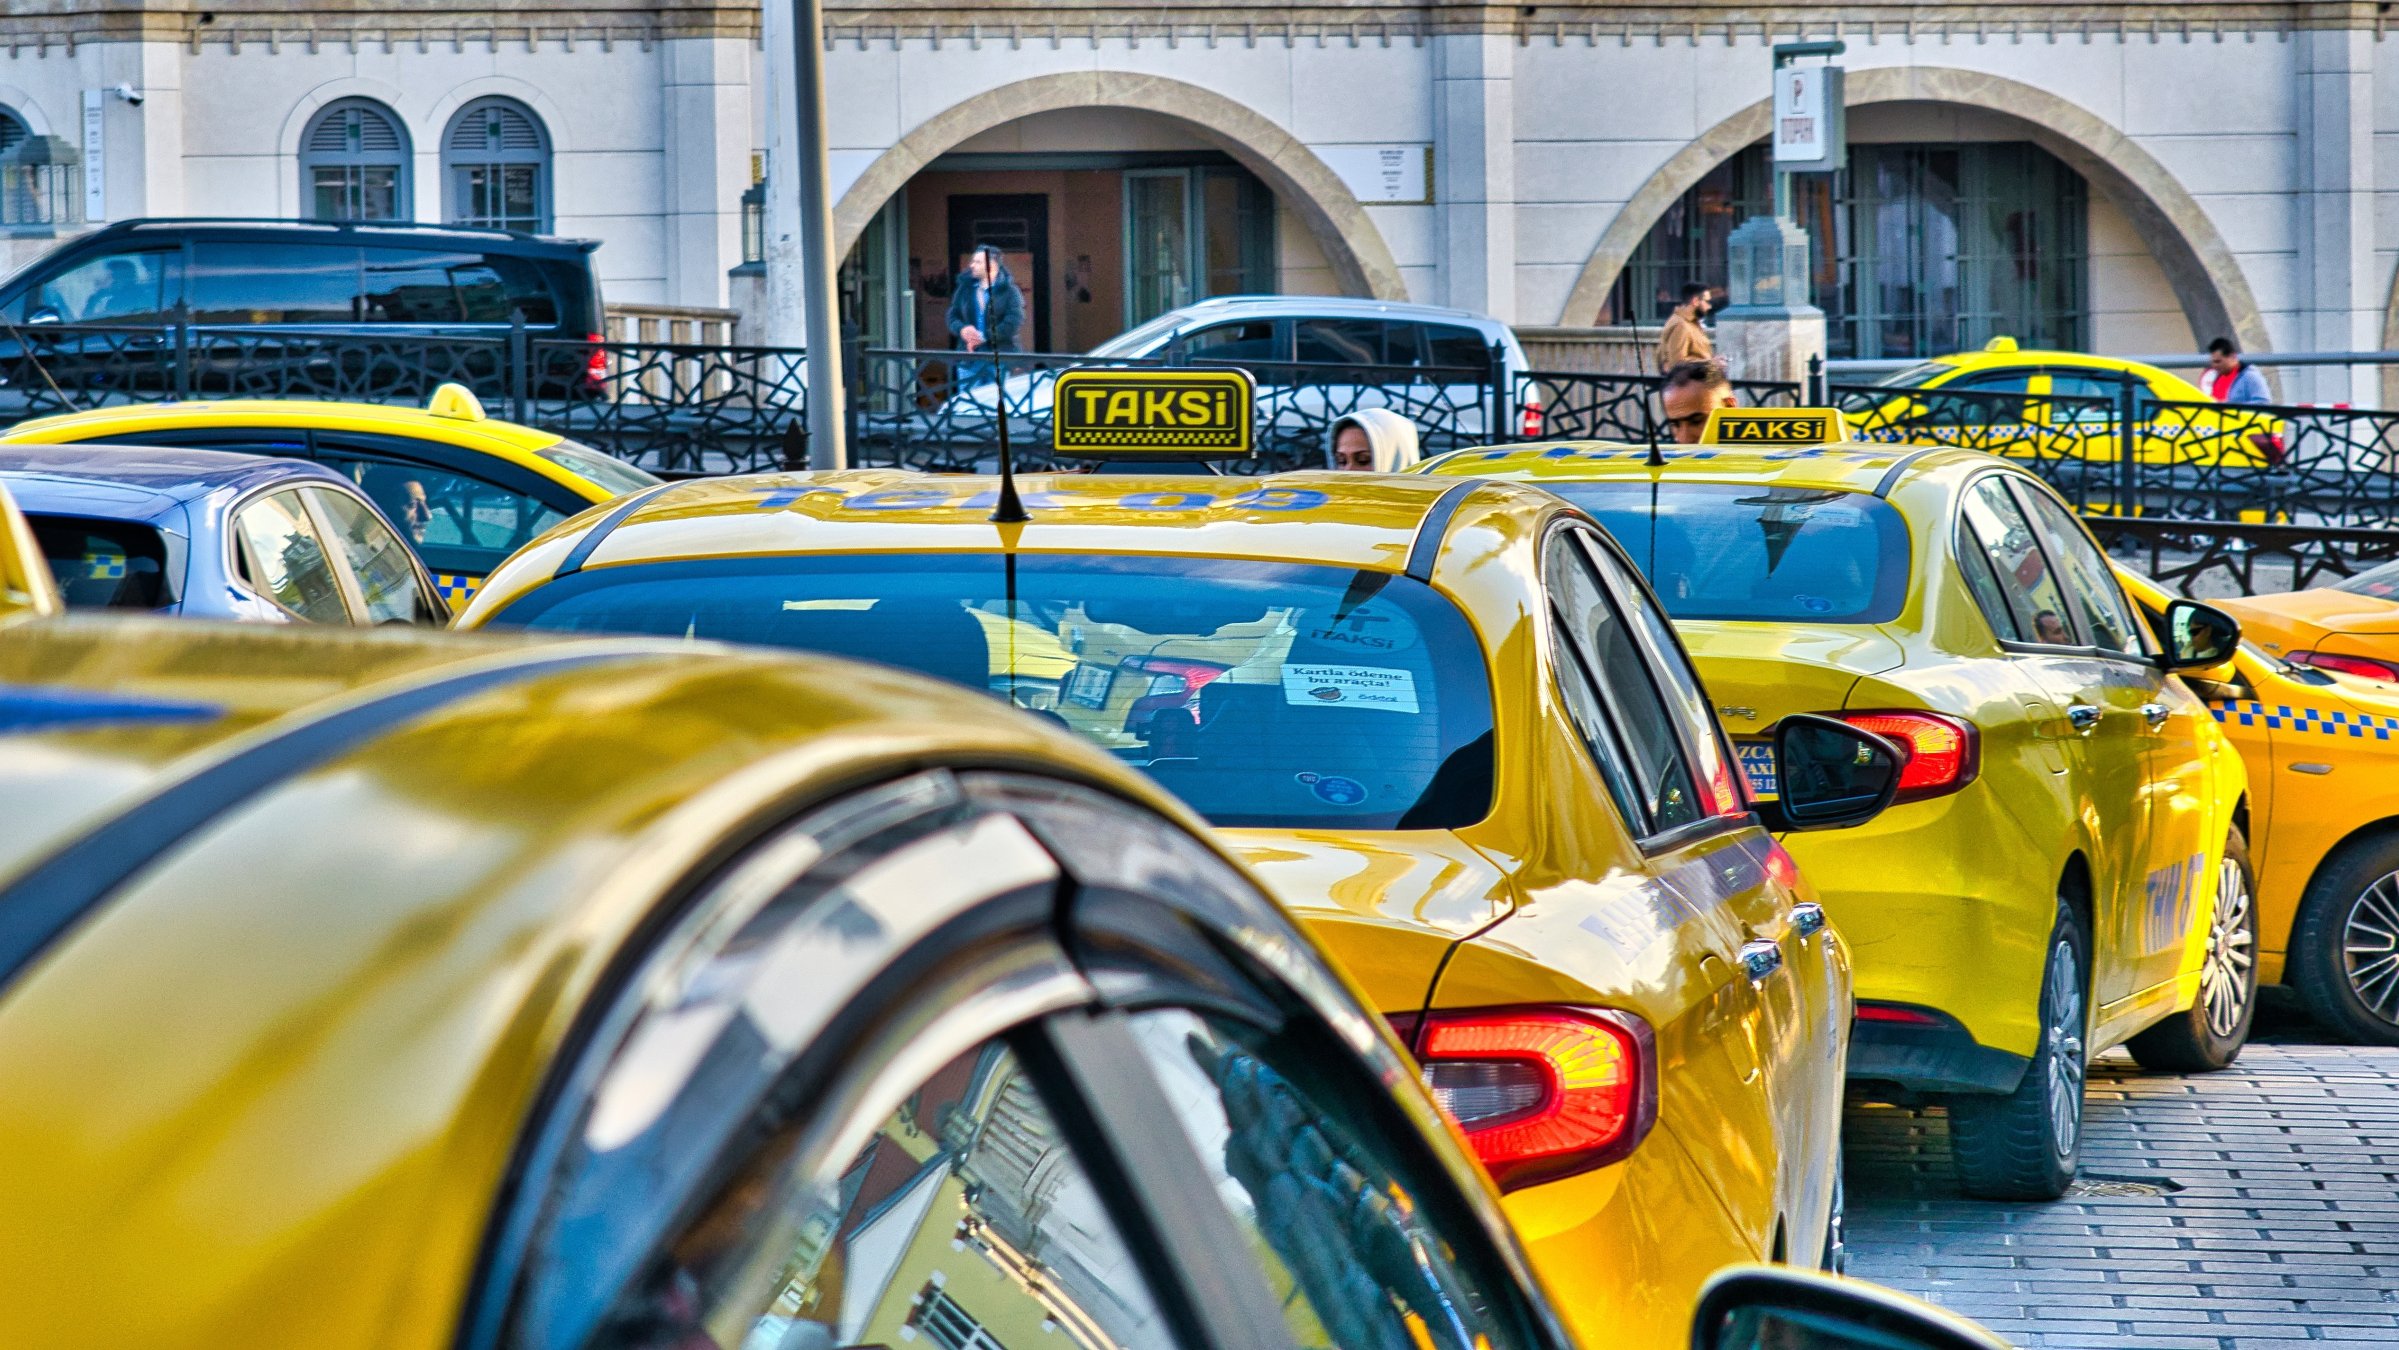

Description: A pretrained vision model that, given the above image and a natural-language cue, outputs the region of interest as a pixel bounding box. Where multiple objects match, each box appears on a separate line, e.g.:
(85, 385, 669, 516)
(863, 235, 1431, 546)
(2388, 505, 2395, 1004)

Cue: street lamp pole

(789, 0, 847, 469)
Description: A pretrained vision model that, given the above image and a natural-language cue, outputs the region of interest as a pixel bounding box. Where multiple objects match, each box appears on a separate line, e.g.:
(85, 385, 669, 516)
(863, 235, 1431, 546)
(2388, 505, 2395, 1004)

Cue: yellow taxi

(2116, 567, 2399, 1045)
(0, 480, 61, 623)
(455, 466, 1908, 1349)
(0, 384, 658, 610)
(0, 617, 2004, 1350)
(1423, 409, 2256, 1200)
(1848, 337, 2284, 468)
(2211, 560, 2399, 685)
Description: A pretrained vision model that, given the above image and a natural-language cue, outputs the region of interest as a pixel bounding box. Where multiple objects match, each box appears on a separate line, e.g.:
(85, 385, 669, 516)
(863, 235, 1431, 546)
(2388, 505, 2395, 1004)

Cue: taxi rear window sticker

(1281, 664, 1420, 713)
(1294, 771, 1370, 805)
(1062, 663, 1116, 709)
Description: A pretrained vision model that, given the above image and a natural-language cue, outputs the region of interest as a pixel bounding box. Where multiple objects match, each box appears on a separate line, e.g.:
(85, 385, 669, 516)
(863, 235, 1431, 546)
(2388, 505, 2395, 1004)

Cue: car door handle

(1791, 901, 1827, 939)
(2067, 704, 2102, 731)
(2140, 701, 2171, 729)
(1738, 938, 1784, 983)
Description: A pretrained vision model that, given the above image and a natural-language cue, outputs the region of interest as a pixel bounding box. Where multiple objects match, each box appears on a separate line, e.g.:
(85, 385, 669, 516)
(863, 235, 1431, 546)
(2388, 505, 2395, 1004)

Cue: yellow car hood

(1670, 621, 1908, 736)
(1222, 827, 1514, 1015)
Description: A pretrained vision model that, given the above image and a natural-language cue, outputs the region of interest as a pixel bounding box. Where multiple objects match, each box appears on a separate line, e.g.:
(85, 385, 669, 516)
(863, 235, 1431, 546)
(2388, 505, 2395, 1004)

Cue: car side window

(586, 1035, 1180, 1350)
(28, 249, 180, 324)
(1124, 1007, 1540, 1350)
(2011, 483, 2150, 656)
(1953, 530, 2027, 642)
(305, 487, 436, 624)
(315, 452, 567, 575)
(1547, 533, 1706, 835)
(232, 489, 352, 623)
(1295, 317, 1384, 368)
(1958, 477, 2077, 647)
(1576, 534, 1742, 818)
(1422, 324, 1491, 373)
(1183, 319, 1281, 363)
(188, 241, 361, 324)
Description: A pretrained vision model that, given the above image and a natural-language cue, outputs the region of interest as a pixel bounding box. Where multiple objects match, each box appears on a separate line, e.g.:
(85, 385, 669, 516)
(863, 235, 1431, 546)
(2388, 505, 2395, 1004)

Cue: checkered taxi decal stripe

(2209, 700, 2399, 739)
(434, 573, 481, 606)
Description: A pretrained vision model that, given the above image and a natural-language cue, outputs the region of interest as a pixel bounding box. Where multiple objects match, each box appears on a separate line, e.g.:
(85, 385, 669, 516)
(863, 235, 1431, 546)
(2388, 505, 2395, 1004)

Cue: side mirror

(2159, 598, 2239, 671)
(1750, 714, 1903, 834)
(1693, 1265, 2014, 1350)
(24, 306, 61, 326)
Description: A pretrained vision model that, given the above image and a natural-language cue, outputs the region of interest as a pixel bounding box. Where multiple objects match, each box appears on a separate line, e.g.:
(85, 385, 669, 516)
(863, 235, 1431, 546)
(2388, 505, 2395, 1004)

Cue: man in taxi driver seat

(1660, 359, 1737, 444)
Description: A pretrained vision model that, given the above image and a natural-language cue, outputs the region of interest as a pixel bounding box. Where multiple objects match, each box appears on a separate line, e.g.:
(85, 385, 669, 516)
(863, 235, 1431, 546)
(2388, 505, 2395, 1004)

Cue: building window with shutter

(442, 98, 550, 233)
(299, 99, 411, 221)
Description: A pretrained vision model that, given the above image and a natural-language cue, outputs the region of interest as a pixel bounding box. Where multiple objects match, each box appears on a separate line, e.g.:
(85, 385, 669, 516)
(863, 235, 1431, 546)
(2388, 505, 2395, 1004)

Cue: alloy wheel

(2045, 937, 2085, 1157)
(2202, 855, 2259, 1039)
(2346, 869, 2399, 1026)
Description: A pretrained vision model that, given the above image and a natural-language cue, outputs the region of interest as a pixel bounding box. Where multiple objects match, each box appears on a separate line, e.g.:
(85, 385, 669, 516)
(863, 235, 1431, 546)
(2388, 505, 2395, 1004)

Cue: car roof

(89, 216, 599, 253)
(0, 617, 1207, 1342)
(1419, 439, 2003, 496)
(2, 398, 567, 456)
(0, 443, 349, 519)
(485, 469, 1524, 581)
(1154, 295, 1510, 329)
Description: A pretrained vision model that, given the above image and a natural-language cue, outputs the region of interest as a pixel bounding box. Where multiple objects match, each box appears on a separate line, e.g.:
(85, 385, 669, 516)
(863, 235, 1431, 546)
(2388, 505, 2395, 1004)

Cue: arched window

(0, 106, 28, 158)
(299, 98, 411, 221)
(442, 97, 550, 233)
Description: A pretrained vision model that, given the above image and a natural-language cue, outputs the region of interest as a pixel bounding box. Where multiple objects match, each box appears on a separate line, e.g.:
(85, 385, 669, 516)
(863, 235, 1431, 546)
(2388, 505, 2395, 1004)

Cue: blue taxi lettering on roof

(1122, 490, 1214, 511)
(1229, 487, 1328, 512)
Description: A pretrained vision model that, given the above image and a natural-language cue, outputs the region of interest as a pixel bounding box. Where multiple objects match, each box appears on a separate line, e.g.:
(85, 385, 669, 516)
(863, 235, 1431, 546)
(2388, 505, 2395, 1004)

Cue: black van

(0, 218, 607, 408)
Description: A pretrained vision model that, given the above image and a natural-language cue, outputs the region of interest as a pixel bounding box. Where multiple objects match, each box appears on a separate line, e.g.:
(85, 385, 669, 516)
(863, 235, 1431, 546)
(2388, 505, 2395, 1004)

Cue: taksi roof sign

(1051, 368, 1256, 460)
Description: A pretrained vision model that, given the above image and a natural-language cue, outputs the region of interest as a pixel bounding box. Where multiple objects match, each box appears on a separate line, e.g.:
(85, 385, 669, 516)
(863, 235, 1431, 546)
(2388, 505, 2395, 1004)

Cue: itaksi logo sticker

(1280, 665, 1420, 713)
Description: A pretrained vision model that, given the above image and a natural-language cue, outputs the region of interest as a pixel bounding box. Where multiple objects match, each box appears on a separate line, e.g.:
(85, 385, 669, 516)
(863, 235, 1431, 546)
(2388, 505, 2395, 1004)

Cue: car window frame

(1540, 520, 1727, 850)
(224, 481, 365, 623)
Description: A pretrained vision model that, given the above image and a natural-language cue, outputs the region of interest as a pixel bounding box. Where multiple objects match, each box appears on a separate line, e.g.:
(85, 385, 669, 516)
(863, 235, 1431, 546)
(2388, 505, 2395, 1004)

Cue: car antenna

(990, 372, 1029, 524)
(1633, 319, 1668, 468)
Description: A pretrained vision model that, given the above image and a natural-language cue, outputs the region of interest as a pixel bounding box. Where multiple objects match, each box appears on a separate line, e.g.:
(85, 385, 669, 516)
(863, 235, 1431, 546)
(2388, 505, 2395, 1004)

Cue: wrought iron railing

(1522, 370, 1802, 442)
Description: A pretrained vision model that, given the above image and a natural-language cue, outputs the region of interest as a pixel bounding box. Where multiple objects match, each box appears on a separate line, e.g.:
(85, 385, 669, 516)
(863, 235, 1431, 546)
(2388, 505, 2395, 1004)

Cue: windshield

(2330, 559, 2399, 600)
(1546, 482, 1912, 623)
(489, 554, 1495, 830)
(1087, 311, 1190, 358)
(534, 438, 662, 497)
(1873, 360, 1959, 388)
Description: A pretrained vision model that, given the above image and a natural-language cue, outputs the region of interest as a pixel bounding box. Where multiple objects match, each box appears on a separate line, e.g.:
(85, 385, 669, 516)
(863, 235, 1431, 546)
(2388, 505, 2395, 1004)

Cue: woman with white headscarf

(1325, 408, 1422, 473)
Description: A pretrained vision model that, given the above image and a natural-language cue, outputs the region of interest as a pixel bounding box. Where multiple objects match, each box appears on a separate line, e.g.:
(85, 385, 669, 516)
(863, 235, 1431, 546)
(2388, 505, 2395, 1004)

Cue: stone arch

(1557, 66, 2266, 353)
(832, 71, 1404, 302)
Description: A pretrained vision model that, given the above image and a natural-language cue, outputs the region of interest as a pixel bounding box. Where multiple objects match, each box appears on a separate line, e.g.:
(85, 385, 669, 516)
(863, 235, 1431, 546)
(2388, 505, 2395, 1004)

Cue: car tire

(2126, 829, 2260, 1072)
(2291, 831, 2399, 1047)
(1948, 897, 2086, 1201)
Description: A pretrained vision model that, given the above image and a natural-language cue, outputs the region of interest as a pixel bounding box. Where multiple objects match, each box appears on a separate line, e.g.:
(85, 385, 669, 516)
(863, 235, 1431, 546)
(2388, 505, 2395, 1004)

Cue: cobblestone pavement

(1843, 1009, 2399, 1348)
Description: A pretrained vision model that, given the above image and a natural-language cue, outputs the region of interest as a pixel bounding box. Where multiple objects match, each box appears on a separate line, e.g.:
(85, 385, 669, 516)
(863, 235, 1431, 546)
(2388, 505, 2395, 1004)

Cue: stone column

(2296, 19, 2376, 404)
(1431, 26, 1514, 319)
(659, 30, 753, 310)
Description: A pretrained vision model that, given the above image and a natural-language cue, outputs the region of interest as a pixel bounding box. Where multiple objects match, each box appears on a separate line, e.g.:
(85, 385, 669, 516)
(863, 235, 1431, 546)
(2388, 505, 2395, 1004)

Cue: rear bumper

(1847, 1003, 2029, 1099)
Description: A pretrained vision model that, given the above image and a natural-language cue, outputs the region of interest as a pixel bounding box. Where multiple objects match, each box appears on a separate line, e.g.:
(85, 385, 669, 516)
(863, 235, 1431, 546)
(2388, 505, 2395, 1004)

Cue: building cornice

(0, 0, 760, 47)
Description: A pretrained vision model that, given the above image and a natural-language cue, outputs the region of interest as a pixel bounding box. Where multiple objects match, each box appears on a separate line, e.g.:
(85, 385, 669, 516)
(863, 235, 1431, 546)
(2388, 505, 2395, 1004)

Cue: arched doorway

(1559, 67, 2265, 356)
(831, 72, 1403, 352)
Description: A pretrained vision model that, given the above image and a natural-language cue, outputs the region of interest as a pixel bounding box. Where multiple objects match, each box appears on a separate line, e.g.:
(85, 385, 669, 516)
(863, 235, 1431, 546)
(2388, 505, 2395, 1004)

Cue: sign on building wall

(1320, 145, 1434, 205)
(80, 89, 106, 222)
(1771, 65, 1844, 172)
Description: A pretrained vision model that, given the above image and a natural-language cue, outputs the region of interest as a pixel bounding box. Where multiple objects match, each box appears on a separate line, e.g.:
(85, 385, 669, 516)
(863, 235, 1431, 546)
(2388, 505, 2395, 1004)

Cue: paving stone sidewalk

(1843, 1038, 2399, 1349)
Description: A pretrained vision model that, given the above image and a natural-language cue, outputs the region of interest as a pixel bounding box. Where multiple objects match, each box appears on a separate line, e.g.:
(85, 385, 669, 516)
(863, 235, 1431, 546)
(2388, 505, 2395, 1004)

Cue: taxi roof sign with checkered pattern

(1051, 368, 1256, 461)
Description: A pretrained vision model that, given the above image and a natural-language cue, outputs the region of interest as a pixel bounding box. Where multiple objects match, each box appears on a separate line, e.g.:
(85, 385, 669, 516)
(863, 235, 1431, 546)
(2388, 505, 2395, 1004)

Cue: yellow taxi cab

(0, 384, 658, 610)
(455, 465, 1909, 1349)
(0, 480, 61, 623)
(0, 617, 2007, 1350)
(1422, 409, 2256, 1200)
(2116, 566, 2399, 1045)
(1847, 337, 2283, 468)
(2211, 559, 2399, 685)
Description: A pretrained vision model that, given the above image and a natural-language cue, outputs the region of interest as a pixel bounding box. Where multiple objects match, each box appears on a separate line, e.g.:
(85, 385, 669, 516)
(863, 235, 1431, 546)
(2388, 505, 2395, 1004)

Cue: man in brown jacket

(1657, 283, 1715, 370)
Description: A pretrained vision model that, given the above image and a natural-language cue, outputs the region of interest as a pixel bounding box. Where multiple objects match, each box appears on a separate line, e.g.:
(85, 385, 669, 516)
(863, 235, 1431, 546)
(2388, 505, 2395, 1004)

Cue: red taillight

(1838, 710, 1978, 803)
(1855, 1002, 1942, 1026)
(1120, 655, 1230, 727)
(583, 334, 609, 385)
(2289, 650, 2399, 683)
(1520, 398, 1545, 438)
(1408, 1008, 1656, 1191)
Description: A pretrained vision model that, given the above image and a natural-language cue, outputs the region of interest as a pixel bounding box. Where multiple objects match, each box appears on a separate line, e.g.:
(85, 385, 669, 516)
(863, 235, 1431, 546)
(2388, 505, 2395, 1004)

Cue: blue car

(0, 444, 445, 625)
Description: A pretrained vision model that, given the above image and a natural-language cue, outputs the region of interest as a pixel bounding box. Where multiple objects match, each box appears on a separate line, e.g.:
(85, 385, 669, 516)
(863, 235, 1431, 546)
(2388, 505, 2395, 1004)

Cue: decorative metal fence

(1524, 370, 1802, 442)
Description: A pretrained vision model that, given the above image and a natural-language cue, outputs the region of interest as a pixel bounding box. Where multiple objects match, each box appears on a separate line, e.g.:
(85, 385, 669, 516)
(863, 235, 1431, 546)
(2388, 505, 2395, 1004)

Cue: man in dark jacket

(946, 244, 1024, 376)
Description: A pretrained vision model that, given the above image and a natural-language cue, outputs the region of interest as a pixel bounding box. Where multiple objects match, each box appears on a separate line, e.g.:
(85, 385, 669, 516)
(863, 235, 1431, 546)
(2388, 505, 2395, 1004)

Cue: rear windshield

(489, 554, 1496, 830)
(2330, 559, 2399, 600)
(26, 513, 171, 609)
(1546, 482, 1912, 623)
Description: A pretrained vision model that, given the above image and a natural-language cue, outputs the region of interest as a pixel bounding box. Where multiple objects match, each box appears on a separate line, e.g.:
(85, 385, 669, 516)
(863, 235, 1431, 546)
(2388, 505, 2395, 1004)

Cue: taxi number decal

(1281, 665, 1419, 713)
(1735, 739, 1779, 801)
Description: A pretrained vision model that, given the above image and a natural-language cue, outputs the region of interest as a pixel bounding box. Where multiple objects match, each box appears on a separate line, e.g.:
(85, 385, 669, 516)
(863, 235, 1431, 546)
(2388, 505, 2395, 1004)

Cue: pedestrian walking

(946, 244, 1025, 390)
(1326, 408, 1422, 472)
(1657, 283, 1715, 370)
(2204, 337, 2270, 405)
